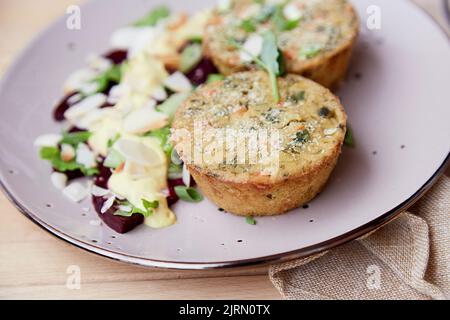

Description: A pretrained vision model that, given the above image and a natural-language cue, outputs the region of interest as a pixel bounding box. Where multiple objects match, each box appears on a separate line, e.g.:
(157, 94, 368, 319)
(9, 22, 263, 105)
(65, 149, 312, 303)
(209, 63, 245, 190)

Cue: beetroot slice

(92, 162, 144, 234)
(185, 58, 218, 86)
(103, 50, 128, 65)
(53, 91, 79, 121)
(166, 178, 185, 206)
(92, 195, 143, 234)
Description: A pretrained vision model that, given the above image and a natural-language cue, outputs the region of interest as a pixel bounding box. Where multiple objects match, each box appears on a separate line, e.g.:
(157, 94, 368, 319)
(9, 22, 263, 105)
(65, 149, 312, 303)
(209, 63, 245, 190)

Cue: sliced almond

(163, 71, 193, 93)
(91, 185, 111, 197)
(324, 128, 338, 136)
(76, 143, 97, 168)
(64, 93, 107, 123)
(123, 160, 150, 179)
(34, 134, 62, 148)
(89, 220, 102, 226)
(60, 144, 76, 162)
(151, 86, 168, 101)
(283, 3, 303, 21)
(101, 195, 116, 214)
(62, 182, 89, 203)
(50, 172, 68, 190)
(115, 139, 162, 166)
(86, 53, 112, 73)
(64, 68, 97, 92)
(122, 106, 168, 134)
(118, 205, 132, 213)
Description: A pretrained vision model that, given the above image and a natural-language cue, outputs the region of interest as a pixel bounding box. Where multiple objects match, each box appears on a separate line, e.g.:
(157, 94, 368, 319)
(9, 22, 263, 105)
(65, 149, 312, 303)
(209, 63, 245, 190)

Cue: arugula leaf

(113, 199, 158, 218)
(39, 146, 99, 176)
(60, 131, 91, 146)
(229, 32, 282, 103)
(261, 32, 281, 75)
(40, 146, 59, 160)
(246, 216, 257, 225)
(260, 31, 282, 102)
(180, 43, 202, 73)
(133, 6, 170, 27)
(174, 186, 203, 203)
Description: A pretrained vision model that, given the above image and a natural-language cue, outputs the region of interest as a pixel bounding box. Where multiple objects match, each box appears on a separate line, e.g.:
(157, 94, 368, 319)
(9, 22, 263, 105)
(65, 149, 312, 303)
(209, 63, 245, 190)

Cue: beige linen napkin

(269, 175, 449, 300)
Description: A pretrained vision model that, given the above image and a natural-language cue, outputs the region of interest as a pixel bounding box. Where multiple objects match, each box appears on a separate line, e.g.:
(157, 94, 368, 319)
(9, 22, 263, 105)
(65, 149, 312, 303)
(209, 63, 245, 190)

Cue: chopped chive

(246, 216, 257, 225)
(174, 186, 203, 202)
(344, 125, 355, 147)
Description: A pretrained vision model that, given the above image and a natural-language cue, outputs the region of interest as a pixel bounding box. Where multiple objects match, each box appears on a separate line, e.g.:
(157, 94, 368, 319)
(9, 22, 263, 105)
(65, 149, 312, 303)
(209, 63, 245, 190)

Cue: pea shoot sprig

(229, 31, 285, 103)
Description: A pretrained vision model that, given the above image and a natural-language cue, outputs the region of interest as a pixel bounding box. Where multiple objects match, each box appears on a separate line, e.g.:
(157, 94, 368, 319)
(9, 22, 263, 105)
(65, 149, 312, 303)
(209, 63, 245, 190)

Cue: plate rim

(0, 0, 449, 270)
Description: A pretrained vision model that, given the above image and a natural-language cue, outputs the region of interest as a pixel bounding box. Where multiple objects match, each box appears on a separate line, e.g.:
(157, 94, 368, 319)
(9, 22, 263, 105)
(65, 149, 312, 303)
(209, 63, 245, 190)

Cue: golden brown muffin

(171, 71, 347, 216)
(203, 0, 359, 89)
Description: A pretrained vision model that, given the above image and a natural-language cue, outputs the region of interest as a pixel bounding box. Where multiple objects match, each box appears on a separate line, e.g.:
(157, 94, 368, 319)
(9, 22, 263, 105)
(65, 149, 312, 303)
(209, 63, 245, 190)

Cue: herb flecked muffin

(203, 0, 359, 89)
(172, 71, 347, 216)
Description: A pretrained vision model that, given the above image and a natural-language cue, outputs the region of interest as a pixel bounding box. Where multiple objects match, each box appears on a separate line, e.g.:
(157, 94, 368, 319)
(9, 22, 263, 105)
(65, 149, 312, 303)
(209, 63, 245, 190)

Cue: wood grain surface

(0, 0, 448, 300)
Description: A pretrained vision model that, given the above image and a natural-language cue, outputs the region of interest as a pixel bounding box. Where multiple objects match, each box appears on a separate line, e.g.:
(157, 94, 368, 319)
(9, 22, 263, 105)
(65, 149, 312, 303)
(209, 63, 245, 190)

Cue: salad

(34, 6, 221, 233)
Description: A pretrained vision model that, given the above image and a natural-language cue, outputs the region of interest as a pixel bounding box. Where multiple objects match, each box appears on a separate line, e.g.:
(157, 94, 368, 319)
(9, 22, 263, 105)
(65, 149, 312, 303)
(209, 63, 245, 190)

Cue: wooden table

(0, 0, 448, 300)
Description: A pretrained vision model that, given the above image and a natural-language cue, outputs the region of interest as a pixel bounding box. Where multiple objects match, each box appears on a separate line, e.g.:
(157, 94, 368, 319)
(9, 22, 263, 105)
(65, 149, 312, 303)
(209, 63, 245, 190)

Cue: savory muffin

(172, 71, 347, 216)
(203, 0, 359, 88)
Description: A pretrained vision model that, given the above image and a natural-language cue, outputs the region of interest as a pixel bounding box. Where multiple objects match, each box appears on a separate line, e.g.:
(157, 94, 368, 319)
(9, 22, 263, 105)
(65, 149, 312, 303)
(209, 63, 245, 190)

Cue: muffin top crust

(172, 71, 347, 183)
(204, 0, 359, 74)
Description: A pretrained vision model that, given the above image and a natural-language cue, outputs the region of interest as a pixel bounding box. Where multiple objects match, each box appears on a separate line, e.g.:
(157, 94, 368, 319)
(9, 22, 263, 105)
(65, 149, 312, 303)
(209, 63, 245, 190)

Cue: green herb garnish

(180, 43, 202, 73)
(145, 126, 173, 157)
(344, 125, 355, 147)
(60, 131, 91, 146)
(142, 199, 159, 211)
(289, 91, 305, 103)
(107, 133, 121, 149)
(114, 199, 159, 218)
(271, 4, 300, 31)
(246, 216, 257, 225)
(240, 19, 257, 33)
(319, 107, 331, 118)
(39, 146, 98, 176)
(260, 31, 283, 102)
(294, 130, 310, 144)
(255, 4, 276, 23)
(93, 64, 122, 93)
(133, 6, 170, 27)
(174, 186, 203, 203)
(229, 31, 282, 103)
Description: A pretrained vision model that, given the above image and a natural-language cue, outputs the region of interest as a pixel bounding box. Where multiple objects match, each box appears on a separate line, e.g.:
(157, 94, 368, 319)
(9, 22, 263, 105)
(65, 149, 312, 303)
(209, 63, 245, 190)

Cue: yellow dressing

(108, 136, 177, 229)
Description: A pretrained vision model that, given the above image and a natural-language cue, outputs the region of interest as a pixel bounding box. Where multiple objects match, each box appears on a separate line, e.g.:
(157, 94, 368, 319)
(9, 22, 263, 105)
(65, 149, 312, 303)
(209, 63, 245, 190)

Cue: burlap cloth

(269, 175, 449, 300)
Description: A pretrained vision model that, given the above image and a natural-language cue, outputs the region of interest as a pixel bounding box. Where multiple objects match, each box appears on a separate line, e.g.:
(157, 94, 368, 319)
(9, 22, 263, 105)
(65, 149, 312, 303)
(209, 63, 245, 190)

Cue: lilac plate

(0, 0, 449, 269)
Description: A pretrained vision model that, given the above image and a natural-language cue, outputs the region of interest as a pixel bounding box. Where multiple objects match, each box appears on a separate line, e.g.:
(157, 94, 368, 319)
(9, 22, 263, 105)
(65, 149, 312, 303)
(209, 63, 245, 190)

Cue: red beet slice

(185, 58, 218, 86)
(103, 50, 128, 65)
(53, 91, 80, 121)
